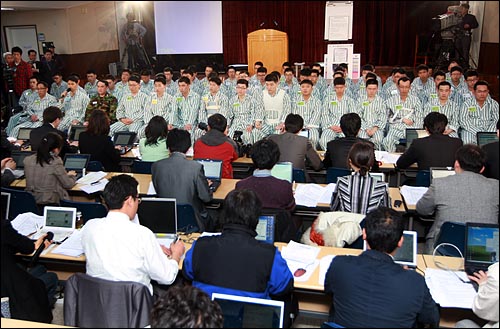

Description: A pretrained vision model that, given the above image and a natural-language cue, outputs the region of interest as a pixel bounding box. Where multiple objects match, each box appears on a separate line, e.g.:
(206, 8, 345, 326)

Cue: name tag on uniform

(431, 106, 439, 112)
(127, 96, 132, 101)
(233, 103, 240, 107)
(468, 106, 476, 112)
(92, 101, 97, 105)
(391, 89, 398, 95)
(297, 101, 305, 106)
(152, 99, 158, 105)
(430, 93, 437, 99)
(202, 96, 209, 102)
(360, 85, 365, 89)
(176, 97, 182, 102)
(362, 101, 369, 107)
(35, 100, 40, 104)
(396, 105, 403, 110)
(331, 101, 338, 106)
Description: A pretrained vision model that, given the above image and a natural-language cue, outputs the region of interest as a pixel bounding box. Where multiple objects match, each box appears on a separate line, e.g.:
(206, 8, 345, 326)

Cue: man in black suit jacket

(323, 112, 379, 171)
(397, 112, 463, 170)
(29, 106, 77, 159)
(482, 120, 499, 180)
(324, 207, 439, 327)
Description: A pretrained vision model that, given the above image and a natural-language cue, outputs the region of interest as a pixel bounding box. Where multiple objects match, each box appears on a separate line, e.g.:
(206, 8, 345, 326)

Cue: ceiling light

(1, 7, 15, 11)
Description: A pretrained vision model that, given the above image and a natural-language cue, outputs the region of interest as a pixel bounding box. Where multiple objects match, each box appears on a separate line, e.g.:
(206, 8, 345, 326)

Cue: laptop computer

(32, 206, 77, 243)
(271, 162, 293, 183)
(10, 150, 36, 178)
(113, 131, 137, 155)
(212, 293, 285, 328)
(405, 128, 428, 148)
(1, 192, 11, 221)
(255, 215, 276, 244)
(63, 154, 91, 180)
(137, 198, 178, 246)
(369, 172, 385, 182)
(363, 230, 418, 267)
(464, 223, 499, 276)
(195, 159, 223, 192)
(430, 167, 455, 182)
(17, 127, 33, 142)
(68, 125, 87, 142)
(298, 129, 309, 138)
(476, 132, 498, 147)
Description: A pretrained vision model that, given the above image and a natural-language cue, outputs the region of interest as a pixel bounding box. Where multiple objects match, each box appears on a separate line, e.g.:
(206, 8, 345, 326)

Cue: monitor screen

(430, 167, 455, 181)
(114, 132, 136, 146)
(271, 162, 293, 183)
(195, 159, 222, 180)
(137, 198, 177, 234)
(405, 129, 428, 148)
(64, 155, 89, 170)
(369, 172, 385, 182)
(477, 132, 498, 147)
(11, 151, 35, 169)
(69, 125, 87, 141)
(255, 215, 275, 244)
(466, 224, 499, 265)
(364, 230, 417, 266)
(17, 128, 32, 140)
(44, 207, 76, 229)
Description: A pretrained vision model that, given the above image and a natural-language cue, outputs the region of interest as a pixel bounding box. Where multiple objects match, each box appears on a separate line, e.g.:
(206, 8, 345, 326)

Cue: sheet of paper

(156, 237, 175, 248)
(318, 255, 335, 286)
(425, 268, 476, 309)
(400, 185, 428, 206)
(186, 147, 194, 157)
(77, 171, 107, 185)
(281, 240, 321, 264)
(284, 258, 320, 282)
(147, 181, 156, 195)
(375, 150, 401, 164)
(200, 232, 222, 238)
(294, 184, 325, 207)
(52, 230, 84, 257)
(317, 183, 336, 204)
(80, 178, 109, 194)
(11, 212, 45, 236)
(131, 148, 141, 159)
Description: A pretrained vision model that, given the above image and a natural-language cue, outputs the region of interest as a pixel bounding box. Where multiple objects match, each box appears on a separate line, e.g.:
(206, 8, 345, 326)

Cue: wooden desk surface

(1, 318, 73, 328)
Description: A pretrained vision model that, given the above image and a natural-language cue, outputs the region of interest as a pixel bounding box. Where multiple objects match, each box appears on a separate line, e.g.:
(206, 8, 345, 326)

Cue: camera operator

(455, 3, 478, 69)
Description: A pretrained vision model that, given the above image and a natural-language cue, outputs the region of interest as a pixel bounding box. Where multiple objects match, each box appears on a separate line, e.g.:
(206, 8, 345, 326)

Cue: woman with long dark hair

(139, 115, 169, 162)
(24, 132, 76, 207)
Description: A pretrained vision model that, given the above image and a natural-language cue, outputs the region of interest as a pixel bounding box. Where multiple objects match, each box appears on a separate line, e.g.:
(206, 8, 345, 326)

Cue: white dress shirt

(81, 211, 179, 294)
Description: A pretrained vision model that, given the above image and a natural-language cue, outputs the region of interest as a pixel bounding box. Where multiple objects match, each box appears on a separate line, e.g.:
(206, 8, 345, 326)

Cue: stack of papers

(11, 212, 45, 236)
(425, 268, 476, 309)
(80, 178, 109, 194)
(52, 230, 84, 257)
(375, 151, 401, 164)
(400, 185, 428, 206)
(294, 183, 336, 207)
(281, 241, 321, 282)
(76, 171, 107, 185)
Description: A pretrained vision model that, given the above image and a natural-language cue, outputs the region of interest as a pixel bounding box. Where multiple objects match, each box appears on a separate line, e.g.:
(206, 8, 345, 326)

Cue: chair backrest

(322, 322, 345, 328)
(132, 160, 154, 174)
(433, 221, 466, 257)
(326, 167, 351, 184)
(292, 168, 306, 183)
(59, 199, 108, 224)
(0, 187, 40, 219)
(87, 160, 105, 172)
(64, 273, 153, 328)
(176, 203, 200, 233)
(416, 170, 431, 187)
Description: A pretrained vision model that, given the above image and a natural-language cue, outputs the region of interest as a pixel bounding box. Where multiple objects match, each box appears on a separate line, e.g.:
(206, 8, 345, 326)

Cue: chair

(414, 33, 430, 67)
(59, 199, 108, 224)
(433, 221, 466, 257)
(292, 168, 306, 183)
(131, 160, 154, 174)
(64, 273, 153, 328)
(415, 170, 431, 187)
(87, 160, 105, 172)
(1, 187, 40, 219)
(176, 203, 200, 233)
(326, 167, 351, 184)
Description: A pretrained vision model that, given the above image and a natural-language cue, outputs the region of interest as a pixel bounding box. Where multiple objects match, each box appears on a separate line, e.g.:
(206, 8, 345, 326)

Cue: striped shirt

(331, 172, 389, 214)
(226, 95, 257, 130)
(423, 98, 461, 134)
(255, 89, 291, 125)
(321, 94, 357, 129)
(144, 92, 176, 125)
(385, 94, 423, 130)
(410, 78, 436, 105)
(460, 97, 499, 135)
(172, 90, 201, 128)
(50, 81, 68, 99)
(165, 81, 179, 97)
(27, 94, 58, 117)
(140, 80, 155, 95)
(84, 80, 99, 98)
(291, 95, 322, 128)
(116, 91, 149, 121)
(18, 89, 38, 110)
(58, 89, 90, 123)
(358, 95, 387, 130)
(199, 90, 229, 123)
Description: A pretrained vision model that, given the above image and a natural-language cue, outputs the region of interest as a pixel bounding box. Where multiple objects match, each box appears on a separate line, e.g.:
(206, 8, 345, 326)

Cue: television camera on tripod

(430, 5, 465, 70)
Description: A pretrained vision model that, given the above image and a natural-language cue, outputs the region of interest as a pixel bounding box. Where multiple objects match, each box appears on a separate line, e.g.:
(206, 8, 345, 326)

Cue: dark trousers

(28, 264, 59, 307)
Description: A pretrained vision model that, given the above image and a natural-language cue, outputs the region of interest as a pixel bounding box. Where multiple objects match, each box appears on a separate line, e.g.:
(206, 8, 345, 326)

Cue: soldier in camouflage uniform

(84, 80, 118, 124)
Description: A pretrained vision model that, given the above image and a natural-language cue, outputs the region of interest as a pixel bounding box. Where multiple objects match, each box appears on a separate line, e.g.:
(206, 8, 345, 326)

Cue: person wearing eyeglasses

(81, 174, 185, 298)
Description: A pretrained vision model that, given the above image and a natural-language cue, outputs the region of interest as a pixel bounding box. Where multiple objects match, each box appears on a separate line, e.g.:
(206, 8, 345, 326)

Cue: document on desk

(77, 171, 107, 185)
(318, 255, 336, 286)
(400, 185, 428, 206)
(425, 268, 476, 309)
(11, 212, 45, 236)
(295, 184, 336, 207)
(131, 148, 141, 159)
(52, 230, 84, 257)
(375, 151, 400, 164)
(80, 178, 109, 194)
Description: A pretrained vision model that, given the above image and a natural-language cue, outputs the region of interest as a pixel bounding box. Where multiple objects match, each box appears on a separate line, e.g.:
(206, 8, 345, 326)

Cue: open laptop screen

(17, 127, 33, 141)
(430, 167, 455, 182)
(476, 132, 498, 147)
(364, 230, 418, 266)
(64, 154, 90, 171)
(1, 192, 11, 221)
(11, 151, 36, 169)
(465, 223, 499, 267)
(44, 206, 77, 229)
(271, 162, 293, 183)
(113, 132, 137, 146)
(195, 159, 222, 180)
(68, 125, 86, 141)
(405, 129, 428, 148)
(212, 293, 284, 328)
(255, 215, 275, 244)
(137, 198, 177, 235)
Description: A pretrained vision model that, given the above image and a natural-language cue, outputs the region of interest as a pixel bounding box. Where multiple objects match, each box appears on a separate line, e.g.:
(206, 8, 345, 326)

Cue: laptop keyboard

(209, 180, 221, 192)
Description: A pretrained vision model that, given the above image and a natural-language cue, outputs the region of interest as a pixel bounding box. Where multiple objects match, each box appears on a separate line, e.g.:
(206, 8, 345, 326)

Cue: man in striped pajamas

(357, 78, 387, 150)
(109, 75, 149, 137)
(422, 81, 460, 138)
(57, 75, 90, 132)
(172, 76, 201, 145)
(291, 79, 322, 149)
(226, 79, 261, 144)
(6, 76, 39, 136)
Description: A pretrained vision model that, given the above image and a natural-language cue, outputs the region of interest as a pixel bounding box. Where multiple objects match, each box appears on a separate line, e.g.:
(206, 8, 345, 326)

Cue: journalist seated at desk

(324, 207, 439, 328)
(24, 132, 77, 208)
(182, 189, 296, 327)
(396, 112, 463, 171)
(81, 174, 185, 298)
(416, 144, 499, 254)
(138, 115, 169, 162)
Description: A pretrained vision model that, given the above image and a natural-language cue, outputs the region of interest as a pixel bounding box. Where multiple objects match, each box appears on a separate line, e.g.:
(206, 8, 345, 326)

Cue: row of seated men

(5, 61, 498, 152)
(2, 130, 498, 327)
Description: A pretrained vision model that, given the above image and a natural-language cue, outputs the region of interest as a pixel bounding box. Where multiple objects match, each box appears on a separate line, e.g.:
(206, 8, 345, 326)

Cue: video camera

(432, 5, 462, 40)
(232, 130, 252, 158)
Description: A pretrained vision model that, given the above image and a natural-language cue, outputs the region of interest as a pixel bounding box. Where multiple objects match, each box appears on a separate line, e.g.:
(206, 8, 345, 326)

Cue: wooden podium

(247, 29, 288, 76)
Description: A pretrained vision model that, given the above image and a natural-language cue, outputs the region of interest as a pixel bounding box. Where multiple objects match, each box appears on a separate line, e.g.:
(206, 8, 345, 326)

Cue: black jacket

(30, 123, 77, 159)
(323, 136, 379, 171)
(482, 141, 499, 180)
(78, 132, 121, 172)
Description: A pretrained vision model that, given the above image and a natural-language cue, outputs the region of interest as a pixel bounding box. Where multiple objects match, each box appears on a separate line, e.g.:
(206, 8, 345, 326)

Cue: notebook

(68, 125, 86, 142)
(430, 167, 455, 182)
(271, 162, 293, 183)
(464, 223, 499, 276)
(32, 206, 77, 243)
(255, 215, 276, 244)
(405, 128, 428, 148)
(10, 150, 36, 178)
(17, 127, 33, 141)
(212, 293, 285, 328)
(137, 198, 178, 245)
(63, 154, 90, 180)
(195, 159, 223, 192)
(1, 192, 11, 221)
(113, 131, 137, 154)
(476, 132, 498, 147)
(363, 230, 418, 267)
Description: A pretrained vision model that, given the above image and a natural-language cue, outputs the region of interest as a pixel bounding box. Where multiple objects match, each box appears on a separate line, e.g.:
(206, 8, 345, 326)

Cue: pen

(90, 180, 101, 185)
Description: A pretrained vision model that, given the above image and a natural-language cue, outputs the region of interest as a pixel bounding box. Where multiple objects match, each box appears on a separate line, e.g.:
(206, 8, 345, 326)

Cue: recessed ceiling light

(1, 7, 15, 11)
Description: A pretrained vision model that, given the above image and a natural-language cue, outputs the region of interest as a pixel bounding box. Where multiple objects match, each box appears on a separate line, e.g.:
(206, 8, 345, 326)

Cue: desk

(1, 318, 73, 328)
